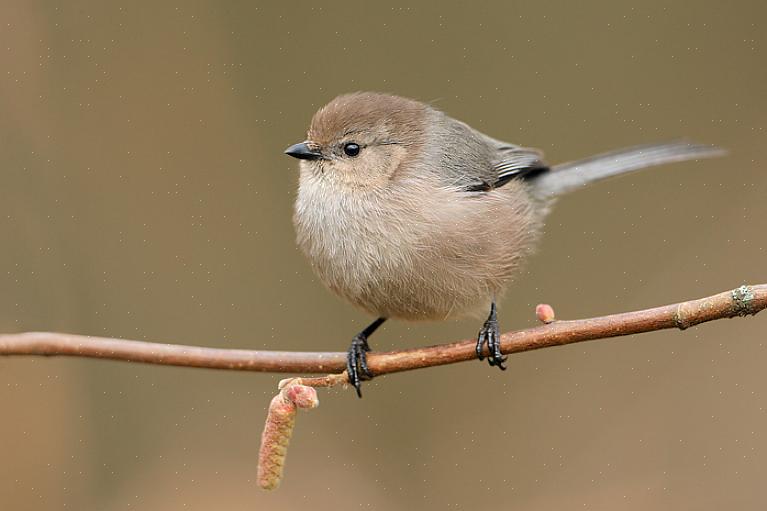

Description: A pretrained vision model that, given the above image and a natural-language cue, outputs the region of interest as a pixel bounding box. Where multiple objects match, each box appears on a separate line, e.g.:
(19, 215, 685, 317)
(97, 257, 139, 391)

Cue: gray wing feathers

(494, 146, 546, 181)
(434, 117, 498, 189)
(531, 140, 725, 200)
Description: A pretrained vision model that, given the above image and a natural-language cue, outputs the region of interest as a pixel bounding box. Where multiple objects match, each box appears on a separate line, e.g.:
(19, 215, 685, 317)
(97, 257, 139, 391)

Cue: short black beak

(284, 142, 323, 161)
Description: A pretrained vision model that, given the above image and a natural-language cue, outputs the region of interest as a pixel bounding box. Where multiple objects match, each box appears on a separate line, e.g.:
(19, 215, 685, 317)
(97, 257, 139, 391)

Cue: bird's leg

(475, 301, 507, 370)
(347, 317, 387, 398)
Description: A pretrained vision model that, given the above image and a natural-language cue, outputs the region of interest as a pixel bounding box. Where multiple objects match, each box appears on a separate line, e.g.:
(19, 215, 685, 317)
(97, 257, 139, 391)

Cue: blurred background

(1, 1, 765, 509)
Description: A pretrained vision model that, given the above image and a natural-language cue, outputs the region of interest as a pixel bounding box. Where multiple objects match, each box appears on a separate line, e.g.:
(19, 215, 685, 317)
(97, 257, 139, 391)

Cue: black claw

(488, 324, 507, 370)
(346, 318, 387, 398)
(476, 302, 507, 370)
(347, 335, 372, 398)
(346, 344, 361, 397)
(357, 338, 372, 378)
(475, 329, 486, 361)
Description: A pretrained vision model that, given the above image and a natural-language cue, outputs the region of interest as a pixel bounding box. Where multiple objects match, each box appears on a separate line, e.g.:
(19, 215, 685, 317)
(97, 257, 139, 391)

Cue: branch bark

(0, 284, 764, 380)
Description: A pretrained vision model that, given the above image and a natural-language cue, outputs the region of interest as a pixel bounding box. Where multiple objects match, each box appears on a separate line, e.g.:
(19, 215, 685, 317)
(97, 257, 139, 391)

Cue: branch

(0, 284, 764, 380)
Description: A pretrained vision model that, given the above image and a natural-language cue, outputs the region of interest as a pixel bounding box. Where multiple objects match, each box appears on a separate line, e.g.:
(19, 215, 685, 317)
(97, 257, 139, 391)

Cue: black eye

(343, 143, 360, 157)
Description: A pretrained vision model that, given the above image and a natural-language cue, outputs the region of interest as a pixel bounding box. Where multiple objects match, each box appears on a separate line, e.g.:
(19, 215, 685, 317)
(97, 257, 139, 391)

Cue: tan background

(1, 1, 765, 509)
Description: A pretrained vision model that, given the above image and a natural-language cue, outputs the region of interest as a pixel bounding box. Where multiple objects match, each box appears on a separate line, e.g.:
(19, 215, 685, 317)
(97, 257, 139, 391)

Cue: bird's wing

(463, 140, 549, 192)
(431, 116, 549, 192)
(492, 145, 549, 186)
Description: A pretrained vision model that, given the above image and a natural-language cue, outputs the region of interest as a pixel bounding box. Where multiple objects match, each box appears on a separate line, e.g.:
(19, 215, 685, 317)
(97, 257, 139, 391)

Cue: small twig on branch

(0, 284, 764, 381)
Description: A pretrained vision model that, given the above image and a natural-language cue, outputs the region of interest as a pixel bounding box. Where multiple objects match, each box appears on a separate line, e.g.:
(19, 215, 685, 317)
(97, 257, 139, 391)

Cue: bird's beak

(284, 142, 323, 161)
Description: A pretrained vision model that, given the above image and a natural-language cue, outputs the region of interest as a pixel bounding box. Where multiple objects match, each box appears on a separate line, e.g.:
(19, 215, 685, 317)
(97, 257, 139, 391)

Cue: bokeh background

(1, 2, 765, 509)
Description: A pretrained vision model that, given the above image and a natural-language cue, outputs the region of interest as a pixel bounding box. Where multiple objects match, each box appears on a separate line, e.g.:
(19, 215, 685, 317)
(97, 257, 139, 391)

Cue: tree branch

(0, 284, 764, 380)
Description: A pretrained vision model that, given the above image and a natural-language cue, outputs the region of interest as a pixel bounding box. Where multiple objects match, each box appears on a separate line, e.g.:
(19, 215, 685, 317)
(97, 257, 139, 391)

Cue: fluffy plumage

(290, 92, 722, 321)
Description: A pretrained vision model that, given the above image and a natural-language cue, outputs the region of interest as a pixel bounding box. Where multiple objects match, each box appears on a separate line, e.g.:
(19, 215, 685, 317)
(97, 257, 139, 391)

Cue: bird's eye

(343, 143, 360, 157)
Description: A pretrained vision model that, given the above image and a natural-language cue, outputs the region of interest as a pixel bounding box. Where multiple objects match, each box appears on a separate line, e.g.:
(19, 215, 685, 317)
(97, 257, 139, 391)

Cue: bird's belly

(306, 236, 489, 321)
(295, 203, 452, 319)
(294, 180, 537, 320)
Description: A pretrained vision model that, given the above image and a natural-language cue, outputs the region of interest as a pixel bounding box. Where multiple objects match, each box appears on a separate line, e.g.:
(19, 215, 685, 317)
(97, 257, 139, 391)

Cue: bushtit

(285, 92, 722, 396)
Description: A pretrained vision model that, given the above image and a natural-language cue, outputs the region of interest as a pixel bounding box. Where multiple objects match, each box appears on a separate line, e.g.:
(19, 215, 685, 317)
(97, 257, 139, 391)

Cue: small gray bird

(285, 91, 723, 396)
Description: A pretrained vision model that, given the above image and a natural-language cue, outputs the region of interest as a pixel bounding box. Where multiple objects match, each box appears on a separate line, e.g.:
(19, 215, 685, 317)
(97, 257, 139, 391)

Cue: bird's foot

(476, 303, 507, 370)
(346, 334, 373, 397)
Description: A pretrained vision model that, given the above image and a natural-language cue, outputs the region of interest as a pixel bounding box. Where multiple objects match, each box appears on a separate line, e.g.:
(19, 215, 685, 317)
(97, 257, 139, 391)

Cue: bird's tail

(530, 140, 725, 200)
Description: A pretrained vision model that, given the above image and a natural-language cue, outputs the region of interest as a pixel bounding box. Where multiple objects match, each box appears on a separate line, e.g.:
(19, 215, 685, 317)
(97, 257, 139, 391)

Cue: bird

(284, 91, 723, 397)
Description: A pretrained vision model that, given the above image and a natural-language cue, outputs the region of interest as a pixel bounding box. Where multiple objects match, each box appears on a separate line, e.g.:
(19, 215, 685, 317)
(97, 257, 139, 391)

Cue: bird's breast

(294, 178, 417, 300)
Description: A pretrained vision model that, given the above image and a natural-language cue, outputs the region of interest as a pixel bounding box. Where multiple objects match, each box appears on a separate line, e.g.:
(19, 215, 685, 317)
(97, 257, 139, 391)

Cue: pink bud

(536, 303, 556, 324)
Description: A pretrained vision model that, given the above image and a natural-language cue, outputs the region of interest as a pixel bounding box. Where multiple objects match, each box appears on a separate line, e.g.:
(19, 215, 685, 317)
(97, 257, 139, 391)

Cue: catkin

(257, 381, 319, 490)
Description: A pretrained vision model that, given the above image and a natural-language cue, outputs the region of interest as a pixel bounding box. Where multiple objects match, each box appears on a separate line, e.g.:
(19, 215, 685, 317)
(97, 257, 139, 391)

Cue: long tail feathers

(530, 140, 726, 200)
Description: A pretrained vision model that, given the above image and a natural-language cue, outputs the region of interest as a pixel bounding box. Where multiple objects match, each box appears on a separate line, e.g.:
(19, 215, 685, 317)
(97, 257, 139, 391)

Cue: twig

(0, 284, 764, 380)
